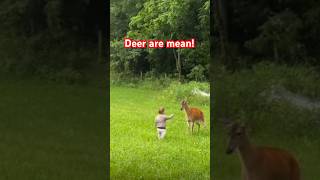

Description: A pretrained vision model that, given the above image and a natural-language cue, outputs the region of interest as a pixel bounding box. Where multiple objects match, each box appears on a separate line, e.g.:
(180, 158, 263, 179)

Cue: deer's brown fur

(225, 122, 300, 180)
(180, 100, 205, 133)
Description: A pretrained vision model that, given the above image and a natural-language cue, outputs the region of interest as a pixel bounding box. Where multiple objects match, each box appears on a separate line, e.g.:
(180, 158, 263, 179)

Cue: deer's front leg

(191, 122, 194, 134)
(187, 121, 192, 133)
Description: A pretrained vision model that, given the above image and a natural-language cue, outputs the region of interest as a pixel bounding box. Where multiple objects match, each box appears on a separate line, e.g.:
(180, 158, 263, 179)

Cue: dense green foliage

(0, 0, 105, 82)
(111, 86, 210, 179)
(111, 0, 210, 82)
(213, 0, 320, 68)
(213, 62, 320, 136)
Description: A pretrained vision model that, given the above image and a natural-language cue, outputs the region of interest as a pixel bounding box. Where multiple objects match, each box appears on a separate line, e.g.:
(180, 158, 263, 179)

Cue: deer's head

(224, 119, 247, 154)
(180, 100, 188, 111)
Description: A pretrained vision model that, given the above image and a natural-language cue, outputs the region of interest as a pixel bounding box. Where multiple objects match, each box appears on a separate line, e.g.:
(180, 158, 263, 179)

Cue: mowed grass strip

(111, 86, 210, 180)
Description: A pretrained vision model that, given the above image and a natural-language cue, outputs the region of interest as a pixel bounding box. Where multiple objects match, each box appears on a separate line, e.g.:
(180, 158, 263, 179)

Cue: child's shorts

(157, 128, 166, 139)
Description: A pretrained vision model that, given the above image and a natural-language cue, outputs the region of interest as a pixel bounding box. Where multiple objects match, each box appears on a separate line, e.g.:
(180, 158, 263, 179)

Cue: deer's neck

(184, 106, 190, 117)
(184, 105, 190, 114)
(237, 134, 256, 172)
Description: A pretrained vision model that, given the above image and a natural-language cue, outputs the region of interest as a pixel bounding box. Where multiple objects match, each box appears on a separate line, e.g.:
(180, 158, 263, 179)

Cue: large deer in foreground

(224, 120, 300, 180)
(180, 100, 206, 133)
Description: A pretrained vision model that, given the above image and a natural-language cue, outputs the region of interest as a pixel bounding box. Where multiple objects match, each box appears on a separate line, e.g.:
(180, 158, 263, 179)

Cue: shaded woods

(0, 0, 106, 83)
(213, 0, 320, 69)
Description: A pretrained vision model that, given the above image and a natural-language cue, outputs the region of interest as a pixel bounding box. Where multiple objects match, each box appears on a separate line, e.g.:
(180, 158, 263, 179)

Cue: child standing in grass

(155, 107, 174, 140)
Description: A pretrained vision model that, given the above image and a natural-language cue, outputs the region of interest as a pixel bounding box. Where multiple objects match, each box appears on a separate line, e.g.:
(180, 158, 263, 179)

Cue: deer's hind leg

(199, 118, 206, 129)
(196, 121, 200, 132)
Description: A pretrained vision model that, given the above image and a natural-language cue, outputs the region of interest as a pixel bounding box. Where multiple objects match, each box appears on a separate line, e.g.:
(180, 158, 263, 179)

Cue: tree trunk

(177, 50, 181, 82)
(214, 0, 229, 67)
(173, 49, 182, 82)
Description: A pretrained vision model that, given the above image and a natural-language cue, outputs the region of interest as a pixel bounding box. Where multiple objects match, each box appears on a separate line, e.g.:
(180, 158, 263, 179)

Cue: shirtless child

(155, 107, 174, 139)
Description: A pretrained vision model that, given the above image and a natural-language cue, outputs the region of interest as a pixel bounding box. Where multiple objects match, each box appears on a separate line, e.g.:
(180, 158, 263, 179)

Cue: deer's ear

(221, 117, 234, 129)
(240, 122, 247, 133)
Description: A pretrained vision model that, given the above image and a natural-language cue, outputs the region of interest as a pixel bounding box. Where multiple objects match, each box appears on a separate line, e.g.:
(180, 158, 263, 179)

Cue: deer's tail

(201, 111, 207, 128)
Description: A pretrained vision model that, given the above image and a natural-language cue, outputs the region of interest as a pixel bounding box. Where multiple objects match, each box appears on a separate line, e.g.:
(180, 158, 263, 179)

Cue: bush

(111, 72, 210, 105)
(187, 65, 206, 81)
(110, 72, 173, 90)
(161, 81, 210, 106)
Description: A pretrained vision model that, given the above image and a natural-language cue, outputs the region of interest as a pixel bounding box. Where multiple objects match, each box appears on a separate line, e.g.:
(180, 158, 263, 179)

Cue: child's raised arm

(166, 114, 174, 120)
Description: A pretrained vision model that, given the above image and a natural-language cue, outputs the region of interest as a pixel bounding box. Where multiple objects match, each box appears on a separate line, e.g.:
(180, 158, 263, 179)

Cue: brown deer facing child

(225, 120, 300, 180)
(180, 100, 206, 133)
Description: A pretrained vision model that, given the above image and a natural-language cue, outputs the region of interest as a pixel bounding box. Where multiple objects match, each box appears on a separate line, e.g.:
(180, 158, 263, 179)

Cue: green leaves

(128, 0, 190, 39)
(245, 9, 304, 62)
(111, 0, 210, 81)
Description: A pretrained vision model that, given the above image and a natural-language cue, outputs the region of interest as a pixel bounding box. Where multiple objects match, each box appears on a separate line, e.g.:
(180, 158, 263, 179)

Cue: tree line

(111, 0, 210, 82)
(0, 0, 105, 82)
(213, 0, 320, 70)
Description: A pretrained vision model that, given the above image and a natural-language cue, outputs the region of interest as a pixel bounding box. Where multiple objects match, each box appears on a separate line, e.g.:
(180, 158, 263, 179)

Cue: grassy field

(0, 75, 107, 180)
(110, 86, 210, 179)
